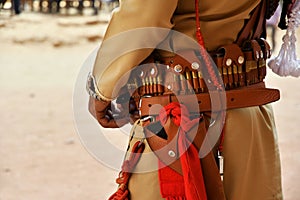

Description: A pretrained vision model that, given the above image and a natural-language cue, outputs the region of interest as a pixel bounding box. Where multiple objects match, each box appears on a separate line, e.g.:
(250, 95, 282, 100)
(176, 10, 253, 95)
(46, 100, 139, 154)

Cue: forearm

(92, 0, 178, 100)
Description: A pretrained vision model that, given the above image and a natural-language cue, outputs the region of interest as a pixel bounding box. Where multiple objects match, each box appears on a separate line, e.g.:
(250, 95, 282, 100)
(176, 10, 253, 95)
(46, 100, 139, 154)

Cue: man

(87, 0, 284, 199)
(0, 0, 21, 14)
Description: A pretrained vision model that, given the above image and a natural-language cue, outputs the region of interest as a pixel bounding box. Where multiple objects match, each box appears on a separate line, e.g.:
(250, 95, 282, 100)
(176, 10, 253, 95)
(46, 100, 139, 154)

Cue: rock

(29, 93, 35, 98)
(0, 22, 6, 28)
(52, 39, 77, 47)
(3, 168, 11, 173)
(86, 34, 102, 42)
(85, 19, 106, 25)
(64, 138, 75, 145)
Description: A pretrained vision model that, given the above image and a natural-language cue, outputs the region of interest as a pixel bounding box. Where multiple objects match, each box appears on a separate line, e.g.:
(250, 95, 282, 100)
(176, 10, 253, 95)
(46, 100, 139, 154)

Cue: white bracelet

(86, 73, 110, 102)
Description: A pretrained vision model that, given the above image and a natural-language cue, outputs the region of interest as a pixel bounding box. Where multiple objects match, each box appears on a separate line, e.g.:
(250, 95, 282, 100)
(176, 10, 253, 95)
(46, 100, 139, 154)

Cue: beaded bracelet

(86, 73, 110, 102)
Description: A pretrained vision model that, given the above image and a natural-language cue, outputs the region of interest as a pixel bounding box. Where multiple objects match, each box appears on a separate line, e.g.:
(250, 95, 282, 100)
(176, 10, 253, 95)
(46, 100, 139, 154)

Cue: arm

(92, 0, 178, 101)
(89, 0, 178, 128)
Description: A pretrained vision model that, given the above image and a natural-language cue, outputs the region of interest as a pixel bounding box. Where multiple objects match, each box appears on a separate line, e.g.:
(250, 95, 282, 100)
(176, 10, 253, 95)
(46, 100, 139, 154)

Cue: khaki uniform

(92, 0, 283, 199)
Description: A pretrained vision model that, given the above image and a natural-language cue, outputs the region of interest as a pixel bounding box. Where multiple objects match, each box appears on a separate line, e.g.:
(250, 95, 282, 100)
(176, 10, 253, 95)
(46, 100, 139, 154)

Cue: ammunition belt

(127, 39, 272, 98)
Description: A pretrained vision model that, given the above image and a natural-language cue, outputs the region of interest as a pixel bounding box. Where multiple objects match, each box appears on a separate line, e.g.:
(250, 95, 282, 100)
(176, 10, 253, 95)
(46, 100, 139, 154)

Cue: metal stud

(174, 64, 183, 73)
(191, 62, 200, 70)
(168, 150, 176, 158)
(238, 56, 244, 64)
(256, 51, 260, 59)
(225, 58, 232, 66)
(150, 68, 155, 75)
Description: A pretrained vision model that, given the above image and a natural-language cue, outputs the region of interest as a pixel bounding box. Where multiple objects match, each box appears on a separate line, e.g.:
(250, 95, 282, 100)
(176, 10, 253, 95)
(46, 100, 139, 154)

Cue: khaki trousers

(127, 104, 282, 200)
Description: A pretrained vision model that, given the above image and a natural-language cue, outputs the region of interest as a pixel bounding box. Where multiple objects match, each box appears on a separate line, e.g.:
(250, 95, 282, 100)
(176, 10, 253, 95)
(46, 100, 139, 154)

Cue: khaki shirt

(93, 0, 260, 100)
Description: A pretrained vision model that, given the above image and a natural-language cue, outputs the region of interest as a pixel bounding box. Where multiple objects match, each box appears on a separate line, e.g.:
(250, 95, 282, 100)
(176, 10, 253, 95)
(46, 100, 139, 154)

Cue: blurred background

(0, 1, 299, 199)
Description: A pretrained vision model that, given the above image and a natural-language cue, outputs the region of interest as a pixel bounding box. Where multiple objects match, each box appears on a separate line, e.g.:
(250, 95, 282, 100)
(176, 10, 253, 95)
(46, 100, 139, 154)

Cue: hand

(88, 97, 129, 128)
(117, 96, 140, 124)
(116, 88, 141, 124)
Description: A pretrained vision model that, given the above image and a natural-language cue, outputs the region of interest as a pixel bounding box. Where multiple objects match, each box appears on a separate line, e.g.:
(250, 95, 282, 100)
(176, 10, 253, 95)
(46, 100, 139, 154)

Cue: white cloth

(268, 0, 300, 77)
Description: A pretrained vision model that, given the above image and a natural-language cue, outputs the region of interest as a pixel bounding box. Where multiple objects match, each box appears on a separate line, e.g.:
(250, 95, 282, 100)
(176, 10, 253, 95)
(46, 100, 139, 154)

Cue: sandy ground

(0, 10, 300, 200)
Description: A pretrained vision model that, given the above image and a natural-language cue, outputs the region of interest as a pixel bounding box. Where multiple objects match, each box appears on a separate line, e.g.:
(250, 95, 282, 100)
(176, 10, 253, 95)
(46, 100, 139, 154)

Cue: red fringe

(166, 197, 186, 200)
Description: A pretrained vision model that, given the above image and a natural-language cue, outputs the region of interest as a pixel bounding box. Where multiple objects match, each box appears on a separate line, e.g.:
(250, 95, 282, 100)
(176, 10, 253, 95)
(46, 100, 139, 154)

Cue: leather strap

(139, 83, 280, 117)
(236, 0, 267, 46)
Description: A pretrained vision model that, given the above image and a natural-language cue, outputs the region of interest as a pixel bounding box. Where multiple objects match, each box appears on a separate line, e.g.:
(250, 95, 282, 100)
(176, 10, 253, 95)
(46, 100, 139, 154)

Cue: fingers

(88, 97, 97, 118)
(88, 97, 130, 128)
(97, 116, 129, 128)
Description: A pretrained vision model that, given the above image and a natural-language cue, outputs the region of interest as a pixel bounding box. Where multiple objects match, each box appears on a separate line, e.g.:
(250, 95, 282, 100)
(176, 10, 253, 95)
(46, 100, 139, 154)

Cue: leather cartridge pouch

(143, 115, 226, 199)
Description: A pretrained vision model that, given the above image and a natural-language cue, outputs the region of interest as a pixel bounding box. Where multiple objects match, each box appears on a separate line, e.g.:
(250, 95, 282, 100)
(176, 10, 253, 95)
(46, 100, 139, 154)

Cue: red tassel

(108, 141, 145, 200)
(158, 102, 207, 200)
(166, 197, 187, 200)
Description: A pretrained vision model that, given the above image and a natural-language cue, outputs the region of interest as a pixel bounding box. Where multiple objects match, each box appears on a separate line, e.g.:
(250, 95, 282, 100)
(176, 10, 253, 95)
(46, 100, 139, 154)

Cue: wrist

(86, 73, 112, 102)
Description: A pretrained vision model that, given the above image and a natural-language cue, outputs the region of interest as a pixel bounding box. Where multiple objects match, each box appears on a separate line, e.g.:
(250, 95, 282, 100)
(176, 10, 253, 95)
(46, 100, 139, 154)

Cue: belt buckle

(140, 116, 155, 122)
(138, 95, 153, 119)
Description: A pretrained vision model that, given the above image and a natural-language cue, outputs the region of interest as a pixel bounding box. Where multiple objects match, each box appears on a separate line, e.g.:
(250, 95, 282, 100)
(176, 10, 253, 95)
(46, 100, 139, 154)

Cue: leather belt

(139, 82, 280, 117)
(128, 41, 271, 98)
(127, 41, 278, 116)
